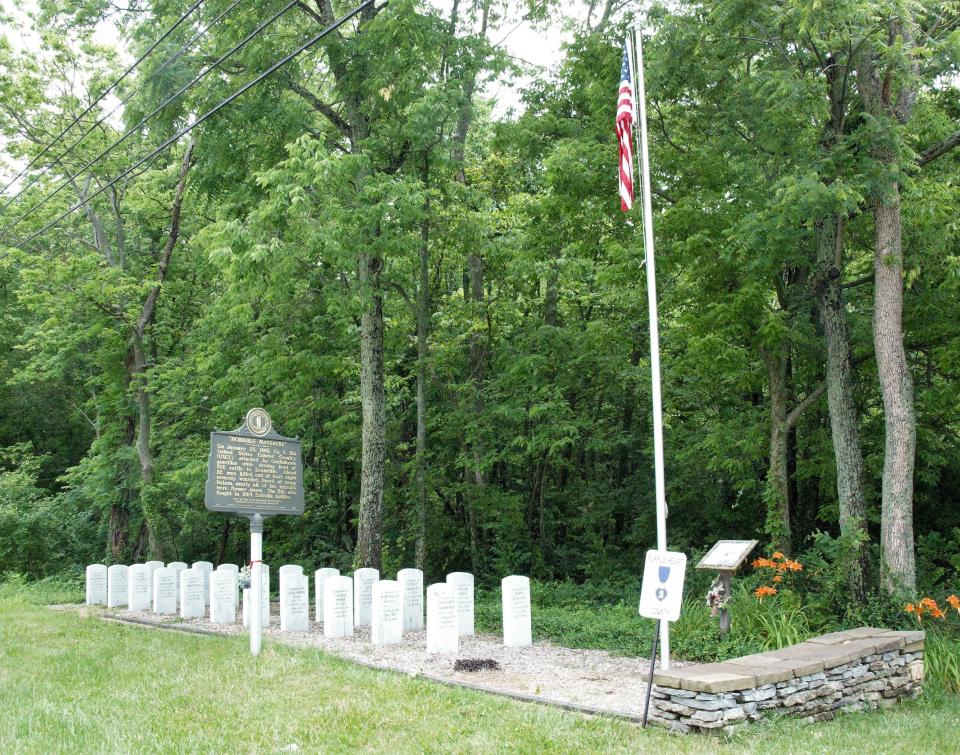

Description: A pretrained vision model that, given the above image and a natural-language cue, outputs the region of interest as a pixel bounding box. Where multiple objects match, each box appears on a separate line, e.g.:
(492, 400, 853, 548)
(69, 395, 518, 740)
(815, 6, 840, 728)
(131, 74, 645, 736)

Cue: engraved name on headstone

(323, 575, 354, 638)
(397, 568, 424, 632)
(180, 568, 205, 619)
(107, 564, 128, 608)
(280, 573, 309, 632)
(216, 563, 240, 609)
(127, 564, 151, 611)
(353, 567, 379, 626)
(502, 575, 532, 647)
(426, 583, 458, 654)
(85, 564, 107, 606)
(446, 571, 474, 636)
(278, 564, 303, 619)
(152, 567, 177, 615)
(372, 580, 402, 646)
(192, 561, 214, 606)
(210, 569, 236, 624)
(314, 567, 340, 623)
(166, 562, 188, 607)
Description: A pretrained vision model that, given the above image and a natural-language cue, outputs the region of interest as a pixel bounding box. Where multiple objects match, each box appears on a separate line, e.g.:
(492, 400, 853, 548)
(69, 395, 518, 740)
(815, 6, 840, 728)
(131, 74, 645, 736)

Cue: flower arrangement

(706, 575, 729, 616)
(751, 551, 803, 599)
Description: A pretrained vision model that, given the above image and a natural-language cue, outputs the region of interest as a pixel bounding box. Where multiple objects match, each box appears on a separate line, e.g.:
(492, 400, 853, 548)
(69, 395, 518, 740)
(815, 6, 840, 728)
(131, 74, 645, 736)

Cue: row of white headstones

(85, 562, 532, 654)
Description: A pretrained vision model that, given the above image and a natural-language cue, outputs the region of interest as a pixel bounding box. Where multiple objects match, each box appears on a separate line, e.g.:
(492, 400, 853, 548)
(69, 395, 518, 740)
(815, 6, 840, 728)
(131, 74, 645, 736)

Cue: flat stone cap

(651, 627, 925, 693)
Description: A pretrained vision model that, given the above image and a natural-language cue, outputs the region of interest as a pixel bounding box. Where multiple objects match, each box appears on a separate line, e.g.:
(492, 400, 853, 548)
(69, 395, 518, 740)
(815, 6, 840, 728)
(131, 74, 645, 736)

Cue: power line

(0, 0, 205, 197)
(0, 0, 303, 240)
(0, 0, 248, 219)
(13, 0, 377, 249)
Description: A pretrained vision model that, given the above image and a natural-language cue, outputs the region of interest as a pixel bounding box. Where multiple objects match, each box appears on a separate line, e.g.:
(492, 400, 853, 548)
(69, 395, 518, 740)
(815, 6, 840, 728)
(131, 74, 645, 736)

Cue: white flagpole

(627, 29, 671, 669)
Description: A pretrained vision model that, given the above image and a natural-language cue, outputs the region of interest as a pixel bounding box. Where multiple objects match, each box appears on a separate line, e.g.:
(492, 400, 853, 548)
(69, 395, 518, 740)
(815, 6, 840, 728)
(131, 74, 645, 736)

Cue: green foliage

(0, 572, 84, 605)
(926, 633, 960, 694)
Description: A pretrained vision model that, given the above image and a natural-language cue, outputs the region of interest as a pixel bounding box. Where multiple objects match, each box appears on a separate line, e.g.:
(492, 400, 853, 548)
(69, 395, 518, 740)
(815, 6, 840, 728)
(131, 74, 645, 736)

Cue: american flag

(616, 43, 635, 212)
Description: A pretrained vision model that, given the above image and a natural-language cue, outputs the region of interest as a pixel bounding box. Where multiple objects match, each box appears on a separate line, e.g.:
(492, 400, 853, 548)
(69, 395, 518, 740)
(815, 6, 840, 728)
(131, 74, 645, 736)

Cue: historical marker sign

(204, 408, 304, 517)
(695, 539, 758, 572)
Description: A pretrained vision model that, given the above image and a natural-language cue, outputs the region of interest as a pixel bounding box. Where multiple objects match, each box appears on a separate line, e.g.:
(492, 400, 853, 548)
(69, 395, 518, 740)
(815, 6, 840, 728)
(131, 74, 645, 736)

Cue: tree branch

(917, 128, 960, 167)
(288, 82, 352, 138)
(134, 141, 194, 340)
(786, 381, 827, 430)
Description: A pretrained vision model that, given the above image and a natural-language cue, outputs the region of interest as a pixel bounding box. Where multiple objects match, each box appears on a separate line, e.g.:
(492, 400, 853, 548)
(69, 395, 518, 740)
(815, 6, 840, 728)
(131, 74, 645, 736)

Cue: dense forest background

(0, 0, 957, 610)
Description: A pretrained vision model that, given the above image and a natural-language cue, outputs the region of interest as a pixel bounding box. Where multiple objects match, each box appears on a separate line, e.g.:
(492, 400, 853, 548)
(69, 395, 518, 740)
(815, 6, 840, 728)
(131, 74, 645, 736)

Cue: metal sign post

(249, 514, 263, 656)
(204, 408, 304, 657)
(638, 549, 687, 727)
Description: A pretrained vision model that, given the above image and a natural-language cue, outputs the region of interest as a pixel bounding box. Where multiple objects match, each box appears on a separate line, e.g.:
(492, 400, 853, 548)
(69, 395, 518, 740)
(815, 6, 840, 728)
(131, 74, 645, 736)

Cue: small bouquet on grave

(706, 575, 729, 617)
(239, 564, 252, 591)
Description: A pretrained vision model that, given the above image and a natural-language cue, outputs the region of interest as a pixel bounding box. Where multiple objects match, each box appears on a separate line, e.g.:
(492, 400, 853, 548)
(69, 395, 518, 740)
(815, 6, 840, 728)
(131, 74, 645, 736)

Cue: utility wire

(0, 0, 248, 218)
(0, 0, 205, 196)
(13, 0, 376, 249)
(0, 0, 303, 240)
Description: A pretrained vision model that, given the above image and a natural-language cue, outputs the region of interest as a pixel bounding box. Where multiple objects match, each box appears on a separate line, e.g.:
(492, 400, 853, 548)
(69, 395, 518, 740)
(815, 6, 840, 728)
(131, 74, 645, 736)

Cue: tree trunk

(856, 17, 918, 596)
(873, 194, 916, 594)
(466, 251, 484, 575)
(814, 216, 869, 601)
(763, 347, 792, 555)
(356, 246, 386, 569)
(414, 160, 430, 571)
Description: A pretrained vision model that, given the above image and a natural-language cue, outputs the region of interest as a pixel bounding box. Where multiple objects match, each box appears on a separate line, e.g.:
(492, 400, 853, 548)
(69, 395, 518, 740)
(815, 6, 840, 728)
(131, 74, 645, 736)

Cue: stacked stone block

(650, 628, 924, 734)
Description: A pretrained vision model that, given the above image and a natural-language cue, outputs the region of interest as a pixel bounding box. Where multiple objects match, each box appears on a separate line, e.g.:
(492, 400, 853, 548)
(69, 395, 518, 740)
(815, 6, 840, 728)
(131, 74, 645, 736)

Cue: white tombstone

(179, 569, 205, 619)
(501, 575, 532, 647)
(166, 562, 188, 606)
(217, 564, 240, 609)
(323, 575, 354, 638)
(192, 561, 214, 605)
(446, 571, 475, 636)
(426, 583, 458, 654)
(278, 564, 304, 619)
(127, 564, 152, 611)
(353, 567, 379, 626)
(152, 567, 177, 615)
(242, 565, 271, 629)
(372, 580, 403, 646)
(314, 567, 340, 623)
(85, 564, 107, 606)
(210, 569, 236, 624)
(145, 560, 164, 577)
(397, 568, 424, 632)
(280, 573, 309, 632)
(107, 565, 129, 608)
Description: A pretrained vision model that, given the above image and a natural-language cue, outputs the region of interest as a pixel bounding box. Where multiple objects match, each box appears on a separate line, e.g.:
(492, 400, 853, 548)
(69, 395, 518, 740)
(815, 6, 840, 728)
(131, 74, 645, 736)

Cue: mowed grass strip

(1, 599, 957, 754)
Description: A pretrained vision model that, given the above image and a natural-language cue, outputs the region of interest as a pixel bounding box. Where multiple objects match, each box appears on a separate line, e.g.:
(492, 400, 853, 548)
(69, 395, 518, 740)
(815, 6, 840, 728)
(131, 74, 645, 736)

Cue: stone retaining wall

(650, 627, 924, 734)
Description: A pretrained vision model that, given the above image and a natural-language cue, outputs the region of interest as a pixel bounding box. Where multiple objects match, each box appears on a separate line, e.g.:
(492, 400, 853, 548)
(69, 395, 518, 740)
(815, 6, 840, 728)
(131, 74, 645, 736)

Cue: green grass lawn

(2, 588, 958, 753)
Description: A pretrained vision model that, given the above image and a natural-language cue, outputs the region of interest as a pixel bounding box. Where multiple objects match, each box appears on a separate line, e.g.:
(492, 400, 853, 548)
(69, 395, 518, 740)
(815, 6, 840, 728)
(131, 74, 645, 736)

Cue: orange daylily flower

(754, 586, 778, 600)
(772, 575, 783, 583)
(905, 603, 916, 613)
(947, 595, 960, 613)
(771, 551, 785, 560)
(752, 557, 776, 569)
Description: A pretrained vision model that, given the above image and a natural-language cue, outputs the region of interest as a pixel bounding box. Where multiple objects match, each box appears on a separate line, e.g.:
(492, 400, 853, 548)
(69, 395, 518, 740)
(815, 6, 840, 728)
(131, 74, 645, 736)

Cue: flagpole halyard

(628, 28, 671, 670)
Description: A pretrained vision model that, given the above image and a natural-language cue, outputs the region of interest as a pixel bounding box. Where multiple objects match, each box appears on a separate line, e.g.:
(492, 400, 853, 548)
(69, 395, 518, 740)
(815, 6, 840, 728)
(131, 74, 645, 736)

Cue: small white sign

(639, 550, 687, 622)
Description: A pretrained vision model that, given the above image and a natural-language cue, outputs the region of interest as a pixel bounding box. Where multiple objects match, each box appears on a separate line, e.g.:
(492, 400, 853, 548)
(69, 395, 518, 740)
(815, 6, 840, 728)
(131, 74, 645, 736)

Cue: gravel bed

(60, 604, 684, 718)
